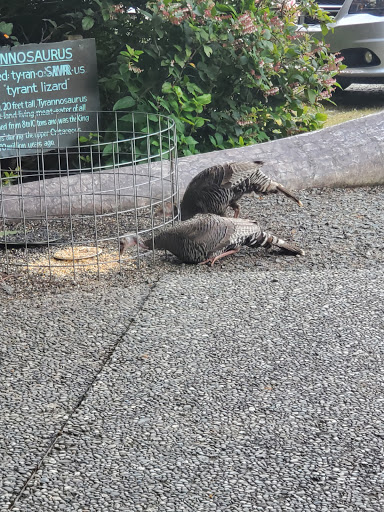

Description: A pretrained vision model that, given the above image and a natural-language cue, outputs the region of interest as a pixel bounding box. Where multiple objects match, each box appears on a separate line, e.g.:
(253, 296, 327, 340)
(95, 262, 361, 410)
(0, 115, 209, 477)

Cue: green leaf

(82, 16, 95, 30)
(173, 86, 186, 100)
(101, 8, 110, 21)
(103, 143, 119, 156)
(203, 45, 213, 57)
(195, 94, 211, 105)
(174, 53, 185, 67)
(194, 117, 205, 128)
(315, 112, 328, 121)
(181, 102, 195, 112)
(162, 82, 173, 94)
(139, 9, 153, 19)
(184, 136, 198, 145)
(215, 133, 223, 146)
(0, 22, 13, 35)
(216, 3, 236, 15)
(263, 29, 271, 40)
(186, 82, 203, 94)
(180, 117, 195, 126)
(306, 89, 316, 104)
(290, 73, 305, 84)
(113, 96, 136, 110)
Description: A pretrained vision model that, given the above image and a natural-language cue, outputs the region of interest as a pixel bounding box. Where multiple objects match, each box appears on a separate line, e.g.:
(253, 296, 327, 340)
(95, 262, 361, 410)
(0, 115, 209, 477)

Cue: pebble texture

(0, 184, 384, 511)
(0, 286, 149, 509)
(10, 269, 384, 512)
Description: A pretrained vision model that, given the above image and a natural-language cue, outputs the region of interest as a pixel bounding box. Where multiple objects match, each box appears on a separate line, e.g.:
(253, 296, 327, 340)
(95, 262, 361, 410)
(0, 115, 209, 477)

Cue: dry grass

(323, 107, 380, 128)
(322, 85, 384, 128)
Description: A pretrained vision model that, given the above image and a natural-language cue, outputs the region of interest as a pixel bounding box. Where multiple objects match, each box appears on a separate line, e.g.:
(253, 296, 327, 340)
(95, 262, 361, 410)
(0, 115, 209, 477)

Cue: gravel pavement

(1, 184, 384, 511)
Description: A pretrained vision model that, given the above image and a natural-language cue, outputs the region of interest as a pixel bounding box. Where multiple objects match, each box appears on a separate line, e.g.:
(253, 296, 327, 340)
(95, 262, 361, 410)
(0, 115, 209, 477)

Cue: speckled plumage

(179, 161, 302, 220)
(130, 214, 304, 265)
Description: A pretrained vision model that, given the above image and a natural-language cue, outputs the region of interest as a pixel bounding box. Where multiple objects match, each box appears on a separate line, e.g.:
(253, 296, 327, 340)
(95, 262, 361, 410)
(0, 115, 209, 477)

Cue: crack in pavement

(7, 281, 159, 510)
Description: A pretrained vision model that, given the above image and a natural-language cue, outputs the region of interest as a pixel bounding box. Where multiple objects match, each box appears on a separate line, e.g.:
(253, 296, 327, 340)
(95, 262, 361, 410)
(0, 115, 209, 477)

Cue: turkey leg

(199, 248, 241, 266)
(229, 201, 240, 218)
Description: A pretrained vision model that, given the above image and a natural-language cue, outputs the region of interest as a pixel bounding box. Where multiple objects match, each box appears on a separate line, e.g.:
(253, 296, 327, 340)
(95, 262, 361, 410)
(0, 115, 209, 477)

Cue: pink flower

(237, 12, 257, 34)
(273, 0, 297, 10)
(264, 86, 279, 96)
(321, 90, 332, 98)
(237, 119, 254, 126)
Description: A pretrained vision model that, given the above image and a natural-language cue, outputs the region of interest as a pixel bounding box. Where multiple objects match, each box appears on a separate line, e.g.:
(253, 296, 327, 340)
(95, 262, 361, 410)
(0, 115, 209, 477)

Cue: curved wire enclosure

(0, 111, 179, 279)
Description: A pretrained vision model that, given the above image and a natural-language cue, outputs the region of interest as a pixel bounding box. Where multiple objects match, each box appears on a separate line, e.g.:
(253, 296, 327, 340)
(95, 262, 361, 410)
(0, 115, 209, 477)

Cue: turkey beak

(276, 184, 303, 207)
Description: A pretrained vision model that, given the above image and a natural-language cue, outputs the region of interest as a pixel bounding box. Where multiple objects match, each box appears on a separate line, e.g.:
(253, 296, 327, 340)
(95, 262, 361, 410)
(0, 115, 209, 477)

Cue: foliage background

(0, 0, 343, 156)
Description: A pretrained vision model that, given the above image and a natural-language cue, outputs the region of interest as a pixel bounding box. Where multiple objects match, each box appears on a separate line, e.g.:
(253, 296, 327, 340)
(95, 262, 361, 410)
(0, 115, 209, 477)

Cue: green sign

(0, 39, 100, 157)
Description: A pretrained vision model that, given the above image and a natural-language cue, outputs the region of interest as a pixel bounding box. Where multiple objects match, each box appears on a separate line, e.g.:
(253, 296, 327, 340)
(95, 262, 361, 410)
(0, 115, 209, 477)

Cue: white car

(300, 0, 384, 88)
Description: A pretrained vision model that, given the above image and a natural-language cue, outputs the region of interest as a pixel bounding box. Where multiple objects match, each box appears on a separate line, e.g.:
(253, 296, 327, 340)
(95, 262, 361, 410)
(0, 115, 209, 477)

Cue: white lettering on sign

(0, 39, 100, 157)
(0, 47, 72, 66)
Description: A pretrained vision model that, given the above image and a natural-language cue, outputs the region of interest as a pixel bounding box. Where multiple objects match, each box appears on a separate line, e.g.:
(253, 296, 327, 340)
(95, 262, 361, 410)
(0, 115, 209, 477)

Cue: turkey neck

(142, 232, 168, 251)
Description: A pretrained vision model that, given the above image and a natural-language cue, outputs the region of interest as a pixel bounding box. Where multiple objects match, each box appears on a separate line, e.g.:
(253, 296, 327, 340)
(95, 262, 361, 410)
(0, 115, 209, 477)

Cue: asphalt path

(1, 181, 384, 512)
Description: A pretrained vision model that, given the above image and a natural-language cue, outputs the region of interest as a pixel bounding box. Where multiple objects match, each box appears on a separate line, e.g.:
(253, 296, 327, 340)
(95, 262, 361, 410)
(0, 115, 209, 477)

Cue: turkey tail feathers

(244, 230, 305, 256)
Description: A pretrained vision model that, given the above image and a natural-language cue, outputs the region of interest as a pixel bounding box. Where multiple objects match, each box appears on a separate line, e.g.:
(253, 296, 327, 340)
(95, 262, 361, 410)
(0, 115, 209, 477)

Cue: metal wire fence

(0, 111, 179, 280)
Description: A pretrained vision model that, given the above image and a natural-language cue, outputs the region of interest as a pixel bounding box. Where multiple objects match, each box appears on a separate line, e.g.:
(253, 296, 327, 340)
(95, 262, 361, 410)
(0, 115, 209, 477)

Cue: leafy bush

(1, 0, 343, 157)
(107, 0, 343, 155)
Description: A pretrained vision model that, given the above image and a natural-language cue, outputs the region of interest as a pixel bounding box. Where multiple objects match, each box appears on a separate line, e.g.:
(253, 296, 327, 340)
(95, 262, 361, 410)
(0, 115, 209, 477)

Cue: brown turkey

(160, 160, 302, 221)
(120, 214, 304, 266)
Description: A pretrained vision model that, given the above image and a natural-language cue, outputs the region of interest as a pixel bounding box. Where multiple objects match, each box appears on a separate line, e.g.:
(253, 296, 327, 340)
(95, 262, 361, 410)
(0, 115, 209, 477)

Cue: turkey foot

(199, 248, 240, 267)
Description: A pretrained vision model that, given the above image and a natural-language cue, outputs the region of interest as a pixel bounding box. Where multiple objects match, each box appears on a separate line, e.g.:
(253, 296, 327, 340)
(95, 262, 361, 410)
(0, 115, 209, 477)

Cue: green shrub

(106, 0, 343, 155)
(1, 0, 343, 156)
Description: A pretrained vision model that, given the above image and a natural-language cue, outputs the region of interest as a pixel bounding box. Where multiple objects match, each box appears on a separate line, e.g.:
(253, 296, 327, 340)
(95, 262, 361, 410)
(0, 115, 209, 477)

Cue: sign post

(0, 39, 100, 157)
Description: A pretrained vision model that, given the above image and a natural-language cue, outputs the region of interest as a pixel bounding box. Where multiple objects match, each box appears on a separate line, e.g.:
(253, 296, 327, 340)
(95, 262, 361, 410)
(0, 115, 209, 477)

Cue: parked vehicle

(299, 0, 384, 88)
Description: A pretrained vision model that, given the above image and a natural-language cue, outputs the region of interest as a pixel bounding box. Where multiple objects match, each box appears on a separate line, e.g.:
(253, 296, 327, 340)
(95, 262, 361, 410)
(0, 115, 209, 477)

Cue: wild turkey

(120, 214, 304, 266)
(177, 160, 302, 220)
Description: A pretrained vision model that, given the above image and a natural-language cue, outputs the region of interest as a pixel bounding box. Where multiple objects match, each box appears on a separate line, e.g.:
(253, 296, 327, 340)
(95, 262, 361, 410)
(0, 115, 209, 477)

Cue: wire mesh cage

(0, 111, 179, 280)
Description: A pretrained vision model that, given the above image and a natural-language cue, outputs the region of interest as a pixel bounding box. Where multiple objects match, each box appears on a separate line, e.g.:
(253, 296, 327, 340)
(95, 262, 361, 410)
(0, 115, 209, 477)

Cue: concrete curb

(176, 109, 384, 191)
(1, 110, 384, 220)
